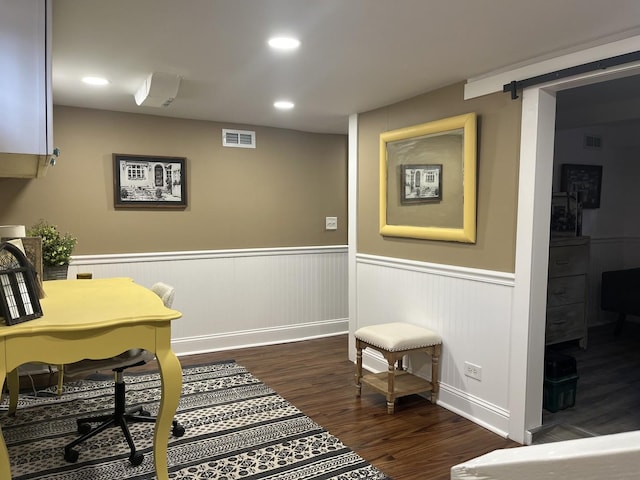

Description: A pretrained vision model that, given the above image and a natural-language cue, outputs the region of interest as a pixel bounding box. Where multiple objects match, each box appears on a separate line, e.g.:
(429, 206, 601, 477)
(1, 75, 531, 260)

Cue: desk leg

(7, 370, 19, 416)
(154, 334, 182, 480)
(0, 364, 10, 480)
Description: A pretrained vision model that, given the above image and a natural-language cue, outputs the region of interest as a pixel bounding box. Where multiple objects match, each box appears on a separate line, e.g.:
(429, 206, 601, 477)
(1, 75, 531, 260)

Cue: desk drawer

(547, 275, 586, 307)
(546, 304, 585, 344)
(548, 245, 588, 277)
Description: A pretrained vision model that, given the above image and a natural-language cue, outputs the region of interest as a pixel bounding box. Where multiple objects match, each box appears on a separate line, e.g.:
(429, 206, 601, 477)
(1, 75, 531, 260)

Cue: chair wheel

(64, 448, 79, 463)
(78, 423, 92, 435)
(172, 422, 185, 437)
(130, 451, 144, 466)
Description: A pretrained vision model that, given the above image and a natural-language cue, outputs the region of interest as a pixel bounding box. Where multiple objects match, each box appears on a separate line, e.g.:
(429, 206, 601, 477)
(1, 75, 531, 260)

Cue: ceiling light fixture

(268, 37, 300, 50)
(82, 76, 109, 86)
(274, 100, 295, 110)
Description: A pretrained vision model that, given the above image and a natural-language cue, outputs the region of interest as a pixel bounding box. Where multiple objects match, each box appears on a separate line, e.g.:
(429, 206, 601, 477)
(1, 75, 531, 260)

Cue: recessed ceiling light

(274, 100, 295, 110)
(82, 76, 110, 86)
(268, 37, 300, 50)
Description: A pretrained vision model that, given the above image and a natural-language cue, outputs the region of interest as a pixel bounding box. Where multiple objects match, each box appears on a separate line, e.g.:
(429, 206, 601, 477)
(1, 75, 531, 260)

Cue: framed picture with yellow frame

(379, 112, 477, 243)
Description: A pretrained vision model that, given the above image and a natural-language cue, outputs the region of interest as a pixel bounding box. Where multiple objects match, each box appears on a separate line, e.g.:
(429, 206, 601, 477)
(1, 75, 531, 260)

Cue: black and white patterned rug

(1, 361, 390, 479)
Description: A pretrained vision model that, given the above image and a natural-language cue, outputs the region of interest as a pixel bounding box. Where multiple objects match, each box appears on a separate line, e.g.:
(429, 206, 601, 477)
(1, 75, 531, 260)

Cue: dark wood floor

(543, 322, 640, 435)
(139, 334, 517, 480)
(15, 323, 639, 474)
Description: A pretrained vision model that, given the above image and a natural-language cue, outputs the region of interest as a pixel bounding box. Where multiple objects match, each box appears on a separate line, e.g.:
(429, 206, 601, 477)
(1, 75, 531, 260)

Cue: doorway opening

(515, 65, 640, 444)
(538, 74, 640, 442)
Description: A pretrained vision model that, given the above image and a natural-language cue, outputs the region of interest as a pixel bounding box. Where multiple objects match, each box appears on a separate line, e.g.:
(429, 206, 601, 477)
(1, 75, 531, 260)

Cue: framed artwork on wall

(379, 112, 477, 243)
(560, 163, 602, 209)
(113, 154, 187, 209)
(113, 153, 187, 210)
(400, 164, 442, 204)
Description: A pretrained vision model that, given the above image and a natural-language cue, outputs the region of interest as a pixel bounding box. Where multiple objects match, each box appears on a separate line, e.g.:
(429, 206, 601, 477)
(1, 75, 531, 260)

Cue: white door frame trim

(510, 61, 640, 444)
(348, 113, 359, 363)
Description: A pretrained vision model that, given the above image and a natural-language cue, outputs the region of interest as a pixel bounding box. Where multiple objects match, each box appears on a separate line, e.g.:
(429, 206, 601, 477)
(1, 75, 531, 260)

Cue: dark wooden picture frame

(560, 163, 602, 209)
(0, 241, 43, 326)
(400, 164, 442, 204)
(113, 154, 187, 209)
(0, 237, 43, 292)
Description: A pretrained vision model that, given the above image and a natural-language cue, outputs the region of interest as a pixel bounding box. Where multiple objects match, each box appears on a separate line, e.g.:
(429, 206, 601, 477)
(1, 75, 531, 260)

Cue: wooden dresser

(546, 236, 590, 348)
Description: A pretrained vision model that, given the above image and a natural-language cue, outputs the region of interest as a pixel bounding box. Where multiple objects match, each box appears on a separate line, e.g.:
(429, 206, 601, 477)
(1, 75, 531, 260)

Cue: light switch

(325, 216, 337, 230)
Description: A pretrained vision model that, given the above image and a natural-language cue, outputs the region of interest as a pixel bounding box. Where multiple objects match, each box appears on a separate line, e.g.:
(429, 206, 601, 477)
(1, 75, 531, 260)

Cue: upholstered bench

(355, 322, 442, 414)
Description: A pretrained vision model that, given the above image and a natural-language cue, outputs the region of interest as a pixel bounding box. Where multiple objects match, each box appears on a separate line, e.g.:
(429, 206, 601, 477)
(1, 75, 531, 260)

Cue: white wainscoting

(354, 254, 515, 437)
(68, 246, 349, 355)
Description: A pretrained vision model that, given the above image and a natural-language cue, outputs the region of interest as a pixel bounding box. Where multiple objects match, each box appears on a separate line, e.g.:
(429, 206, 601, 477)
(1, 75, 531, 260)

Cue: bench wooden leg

(355, 340, 363, 397)
(430, 344, 441, 404)
(386, 357, 396, 414)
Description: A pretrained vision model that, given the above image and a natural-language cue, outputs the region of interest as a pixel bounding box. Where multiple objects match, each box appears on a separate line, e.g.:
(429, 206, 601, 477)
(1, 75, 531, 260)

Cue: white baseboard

(172, 318, 349, 356)
(360, 348, 390, 373)
(437, 384, 510, 439)
(360, 348, 510, 439)
(16, 320, 348, 377)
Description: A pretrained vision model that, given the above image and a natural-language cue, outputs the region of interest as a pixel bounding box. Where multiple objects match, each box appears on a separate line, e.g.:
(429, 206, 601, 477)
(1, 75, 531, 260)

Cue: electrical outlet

(325, 216, 337, 230)
(464, 361, 482, 381)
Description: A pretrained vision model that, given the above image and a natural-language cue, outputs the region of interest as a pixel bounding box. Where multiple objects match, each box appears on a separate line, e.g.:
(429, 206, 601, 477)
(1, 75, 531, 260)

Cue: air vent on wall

(584, 134, 602, 149)
(222, 129, 256, 148)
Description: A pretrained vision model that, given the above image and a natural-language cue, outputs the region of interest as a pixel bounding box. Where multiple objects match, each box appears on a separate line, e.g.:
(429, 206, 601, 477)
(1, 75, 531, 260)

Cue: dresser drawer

(546, 304, 585, 344)
(547, 275, 586, 307)
(548, 244, 588, 277)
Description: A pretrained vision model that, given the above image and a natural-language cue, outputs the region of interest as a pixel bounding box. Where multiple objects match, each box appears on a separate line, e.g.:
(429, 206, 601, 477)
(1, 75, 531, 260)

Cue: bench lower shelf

(361, 370, 433, 399)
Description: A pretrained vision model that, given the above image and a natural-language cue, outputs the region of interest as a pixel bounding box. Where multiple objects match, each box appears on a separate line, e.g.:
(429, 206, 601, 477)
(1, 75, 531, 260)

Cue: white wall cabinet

(0, 0, 52, 178)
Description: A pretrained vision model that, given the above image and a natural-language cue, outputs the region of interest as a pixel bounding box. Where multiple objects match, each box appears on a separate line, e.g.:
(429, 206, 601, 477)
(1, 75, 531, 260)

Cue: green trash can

(543, 353, 578, 412)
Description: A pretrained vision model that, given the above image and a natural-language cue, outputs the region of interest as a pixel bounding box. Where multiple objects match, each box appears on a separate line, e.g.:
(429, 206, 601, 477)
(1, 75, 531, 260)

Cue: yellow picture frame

(379, 112, 477, 243)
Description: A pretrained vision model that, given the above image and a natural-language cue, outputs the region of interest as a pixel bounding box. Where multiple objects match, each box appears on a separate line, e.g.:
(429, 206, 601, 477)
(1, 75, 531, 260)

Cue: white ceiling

(556, 73, 640, 129)
(52, 0, 640, 134)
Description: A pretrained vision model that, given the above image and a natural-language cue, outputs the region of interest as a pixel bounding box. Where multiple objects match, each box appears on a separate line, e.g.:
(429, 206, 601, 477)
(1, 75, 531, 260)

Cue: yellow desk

(0, 277, 182, 480)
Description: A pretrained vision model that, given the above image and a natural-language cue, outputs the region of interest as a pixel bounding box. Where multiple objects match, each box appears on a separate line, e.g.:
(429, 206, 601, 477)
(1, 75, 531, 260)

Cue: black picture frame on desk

(0, 241, 43, 325)
(550, 193, 578, 237)
(560, 163, 602, 209)
(0, 237, 43, 292)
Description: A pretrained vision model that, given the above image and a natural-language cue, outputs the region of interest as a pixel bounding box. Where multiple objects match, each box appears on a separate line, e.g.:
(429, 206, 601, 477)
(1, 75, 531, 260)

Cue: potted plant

(27, 220, 77, 280)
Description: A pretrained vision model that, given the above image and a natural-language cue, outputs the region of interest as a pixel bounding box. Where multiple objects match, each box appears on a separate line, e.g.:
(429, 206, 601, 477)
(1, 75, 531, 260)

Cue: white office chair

(62, 282, 184, 466)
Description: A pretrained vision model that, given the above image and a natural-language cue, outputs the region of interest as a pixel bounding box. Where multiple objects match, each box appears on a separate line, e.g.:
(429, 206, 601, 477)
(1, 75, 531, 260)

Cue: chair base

(64, 372, 185, 465)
